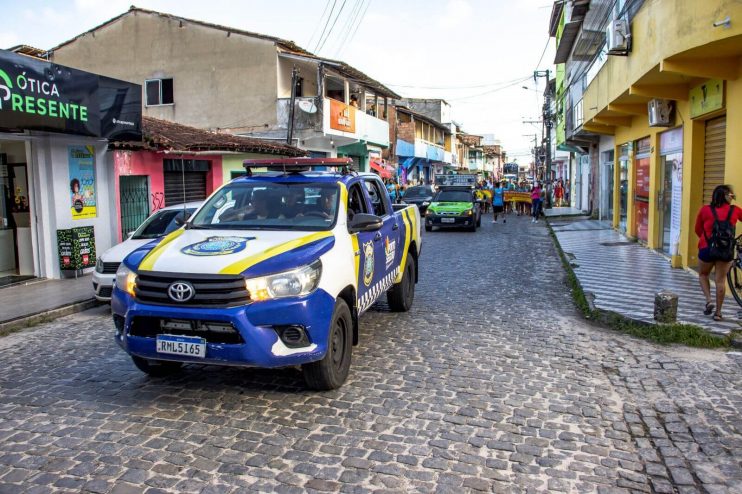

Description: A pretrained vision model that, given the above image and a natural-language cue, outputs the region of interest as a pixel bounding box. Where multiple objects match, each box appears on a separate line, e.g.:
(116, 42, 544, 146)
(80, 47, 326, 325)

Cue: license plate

(441, 217, 455, 223)
(156, 334, 206, 358)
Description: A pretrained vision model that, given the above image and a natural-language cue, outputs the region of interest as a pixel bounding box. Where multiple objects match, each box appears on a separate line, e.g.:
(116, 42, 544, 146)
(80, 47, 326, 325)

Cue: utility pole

(533, 70, 552, 182)
(287, 66, 299, 145)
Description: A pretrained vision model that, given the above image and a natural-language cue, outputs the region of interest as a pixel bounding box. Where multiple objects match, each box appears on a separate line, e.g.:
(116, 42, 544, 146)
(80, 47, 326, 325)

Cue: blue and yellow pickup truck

(112, 159, 421, 390)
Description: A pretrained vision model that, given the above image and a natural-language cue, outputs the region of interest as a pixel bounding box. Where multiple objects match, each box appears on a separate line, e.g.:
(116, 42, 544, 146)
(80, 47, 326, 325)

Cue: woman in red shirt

(694, 184, 742, 320)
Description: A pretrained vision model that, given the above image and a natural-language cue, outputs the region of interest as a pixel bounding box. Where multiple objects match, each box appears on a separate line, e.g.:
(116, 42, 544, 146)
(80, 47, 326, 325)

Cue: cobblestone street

(1, 215, 741, 493)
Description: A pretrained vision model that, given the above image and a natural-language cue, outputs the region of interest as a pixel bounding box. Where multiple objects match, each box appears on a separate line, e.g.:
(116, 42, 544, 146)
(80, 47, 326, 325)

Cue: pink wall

(113, 151, 223, 242)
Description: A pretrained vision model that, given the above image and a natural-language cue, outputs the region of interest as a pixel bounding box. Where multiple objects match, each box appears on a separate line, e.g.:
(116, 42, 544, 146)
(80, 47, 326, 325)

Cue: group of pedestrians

(474, 180, 547, 224)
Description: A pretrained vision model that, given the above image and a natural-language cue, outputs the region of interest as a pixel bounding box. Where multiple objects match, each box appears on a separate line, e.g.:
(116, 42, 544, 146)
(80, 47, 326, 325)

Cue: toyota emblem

(168, 281, 195, 302)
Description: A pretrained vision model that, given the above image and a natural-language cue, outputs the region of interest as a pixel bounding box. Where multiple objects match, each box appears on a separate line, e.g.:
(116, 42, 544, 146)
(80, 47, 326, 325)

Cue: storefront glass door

(618, 144, 629, 233)
(634, 137, 651, 242)
(659, 128, 683, 256)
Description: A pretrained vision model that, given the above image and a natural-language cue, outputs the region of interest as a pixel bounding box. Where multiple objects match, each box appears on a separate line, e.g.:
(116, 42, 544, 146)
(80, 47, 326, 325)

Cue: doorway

(658, 127, 683, 256)
(0, 156, 33, 283)
(119, 175, 150, 239)
(618, 144, 629, 233)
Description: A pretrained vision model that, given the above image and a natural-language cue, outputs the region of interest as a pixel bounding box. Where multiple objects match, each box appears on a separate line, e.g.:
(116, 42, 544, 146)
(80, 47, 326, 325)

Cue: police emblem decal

(363, 240, 374, 286)
(181, 236, 255, 256)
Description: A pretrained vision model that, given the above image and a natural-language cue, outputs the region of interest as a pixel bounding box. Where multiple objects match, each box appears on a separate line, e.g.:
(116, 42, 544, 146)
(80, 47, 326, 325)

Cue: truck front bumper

(112, 286, 336, 368)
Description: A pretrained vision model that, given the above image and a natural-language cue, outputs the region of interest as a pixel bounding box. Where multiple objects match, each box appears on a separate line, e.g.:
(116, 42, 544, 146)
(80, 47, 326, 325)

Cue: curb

(545, 219, 737, 349)
(0, 298, 103, 336)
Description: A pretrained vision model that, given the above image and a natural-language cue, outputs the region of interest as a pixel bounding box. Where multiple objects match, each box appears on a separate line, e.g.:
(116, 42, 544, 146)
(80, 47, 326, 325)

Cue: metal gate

(119, 176, 150, 239)
(703, 116, 726, 205)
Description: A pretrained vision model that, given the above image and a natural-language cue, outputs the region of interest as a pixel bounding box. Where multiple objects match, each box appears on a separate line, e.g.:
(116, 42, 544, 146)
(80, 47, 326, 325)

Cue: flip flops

(713, 313, 723, 322)
(704, 302, 714, 315)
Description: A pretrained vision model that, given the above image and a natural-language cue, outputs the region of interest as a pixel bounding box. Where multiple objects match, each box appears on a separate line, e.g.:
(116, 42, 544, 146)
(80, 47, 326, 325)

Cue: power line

(447, 77, 532, 101)
(313, 0, 338, 53)
(344, 0, 371, 48)
(533, 37, 550, 72)
(387, 75, 531, 90)
(316, 0, 349, 54)
(333, 0, 366, 57)
(307, 0, 333, 51)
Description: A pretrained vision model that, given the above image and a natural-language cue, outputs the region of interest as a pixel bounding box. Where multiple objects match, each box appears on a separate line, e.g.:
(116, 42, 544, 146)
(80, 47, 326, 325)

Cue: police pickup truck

(112, 159, 421, 390)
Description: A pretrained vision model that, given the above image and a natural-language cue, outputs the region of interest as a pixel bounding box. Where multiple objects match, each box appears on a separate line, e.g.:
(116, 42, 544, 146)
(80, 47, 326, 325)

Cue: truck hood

(129, 228, 335, 276)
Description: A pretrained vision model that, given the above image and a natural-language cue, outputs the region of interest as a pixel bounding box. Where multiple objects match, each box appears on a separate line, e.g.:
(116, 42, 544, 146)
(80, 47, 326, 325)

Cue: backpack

(705, 206, 736, 262)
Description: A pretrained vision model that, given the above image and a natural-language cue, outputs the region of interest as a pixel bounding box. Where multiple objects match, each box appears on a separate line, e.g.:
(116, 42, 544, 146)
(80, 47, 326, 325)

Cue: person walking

(531, 182, 542, 223)
(694, 184, 742, 321)
(492, 181, 505, 223)
(554, 180, 564, 207)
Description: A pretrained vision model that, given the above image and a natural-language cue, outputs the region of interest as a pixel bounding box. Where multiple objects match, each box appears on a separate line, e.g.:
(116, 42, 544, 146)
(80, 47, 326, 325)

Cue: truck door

(362, 177, 401, 284)
(347, 182, 377, 313)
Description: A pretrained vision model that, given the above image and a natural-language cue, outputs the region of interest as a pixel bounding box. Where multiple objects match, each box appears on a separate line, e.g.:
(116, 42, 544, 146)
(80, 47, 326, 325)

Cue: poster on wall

(68, 145, 97, 219)
(635, 200, 649, 242)
(669, 155, 683, 256)
(57, 226, 96, 271)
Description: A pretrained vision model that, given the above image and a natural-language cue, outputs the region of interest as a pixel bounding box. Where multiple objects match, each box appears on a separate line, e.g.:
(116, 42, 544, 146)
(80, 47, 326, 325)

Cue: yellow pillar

(647, 132, 661, 249)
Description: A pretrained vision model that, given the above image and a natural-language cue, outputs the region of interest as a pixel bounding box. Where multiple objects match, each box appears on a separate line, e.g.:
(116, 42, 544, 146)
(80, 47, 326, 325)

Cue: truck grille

(102, 262, 121, 274)
(134, 271, 250, 307)
(129, 316, 244, 344)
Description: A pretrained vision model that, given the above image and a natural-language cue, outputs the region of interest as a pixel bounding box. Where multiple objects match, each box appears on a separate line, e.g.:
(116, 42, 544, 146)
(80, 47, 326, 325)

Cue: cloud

(438, 0, 473, 30)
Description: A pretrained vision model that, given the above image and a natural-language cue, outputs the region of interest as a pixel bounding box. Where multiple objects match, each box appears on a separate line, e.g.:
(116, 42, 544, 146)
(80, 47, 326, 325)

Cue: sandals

(713, 313, 723, 322)
(704, 302, 715, 315)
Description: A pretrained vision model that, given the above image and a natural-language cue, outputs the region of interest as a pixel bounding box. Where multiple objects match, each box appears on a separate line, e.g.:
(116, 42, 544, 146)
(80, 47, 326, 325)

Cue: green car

(424, 186, 481, 232)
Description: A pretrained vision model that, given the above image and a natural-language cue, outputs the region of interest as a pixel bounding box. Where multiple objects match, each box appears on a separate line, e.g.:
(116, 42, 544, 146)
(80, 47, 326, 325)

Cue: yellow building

(583, 0, 742, 269)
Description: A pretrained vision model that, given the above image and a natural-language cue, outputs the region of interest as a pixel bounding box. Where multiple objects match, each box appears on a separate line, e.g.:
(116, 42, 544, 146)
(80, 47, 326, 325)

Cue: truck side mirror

(348, 213, 383, 233)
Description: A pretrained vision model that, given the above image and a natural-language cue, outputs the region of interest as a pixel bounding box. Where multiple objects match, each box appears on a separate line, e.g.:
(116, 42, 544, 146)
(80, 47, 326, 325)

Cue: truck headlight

(95, 258, 104, 273)
(115, 264, 137, 297)
(245, 260, 322, 301)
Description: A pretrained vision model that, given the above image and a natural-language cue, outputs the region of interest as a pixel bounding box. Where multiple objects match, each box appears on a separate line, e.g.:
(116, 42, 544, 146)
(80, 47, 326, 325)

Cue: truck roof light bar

(243, 158, 356, 176)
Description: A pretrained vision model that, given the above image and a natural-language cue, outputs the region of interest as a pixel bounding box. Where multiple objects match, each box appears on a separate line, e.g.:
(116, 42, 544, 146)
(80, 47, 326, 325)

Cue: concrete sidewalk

(545, 206, 587, 217)
(0, 274, 100, 332)
(550, 217, 740, 336)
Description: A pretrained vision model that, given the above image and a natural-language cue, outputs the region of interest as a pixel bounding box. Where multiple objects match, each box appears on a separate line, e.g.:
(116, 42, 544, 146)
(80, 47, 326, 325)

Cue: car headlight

(245, 260, 322, 301)
(95, 258, 104, 273)
(465, 209, 473, 216)
(115, 264, 137, 297)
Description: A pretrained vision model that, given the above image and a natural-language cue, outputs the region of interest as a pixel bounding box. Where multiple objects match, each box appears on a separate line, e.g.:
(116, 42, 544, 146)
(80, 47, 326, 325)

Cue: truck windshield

(189, 182, 338, 231)
(434, 190, 472, 202)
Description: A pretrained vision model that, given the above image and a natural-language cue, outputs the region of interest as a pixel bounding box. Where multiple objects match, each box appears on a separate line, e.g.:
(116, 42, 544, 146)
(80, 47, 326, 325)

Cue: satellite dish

(298, 100, 318, 114)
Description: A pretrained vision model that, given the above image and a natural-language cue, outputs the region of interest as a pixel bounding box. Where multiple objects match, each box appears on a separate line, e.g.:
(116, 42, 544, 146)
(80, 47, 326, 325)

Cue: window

(347, 184, 368, 225)
(363, 179, 388, 216)
(145, 78, 174, 106)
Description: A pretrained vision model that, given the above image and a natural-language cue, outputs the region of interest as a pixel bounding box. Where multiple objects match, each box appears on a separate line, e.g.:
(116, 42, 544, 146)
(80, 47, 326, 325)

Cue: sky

(0, 0, 555, 161)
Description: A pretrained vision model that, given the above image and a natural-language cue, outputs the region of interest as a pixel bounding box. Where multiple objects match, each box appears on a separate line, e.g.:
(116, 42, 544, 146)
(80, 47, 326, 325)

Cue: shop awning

(370, 160, 393, 179)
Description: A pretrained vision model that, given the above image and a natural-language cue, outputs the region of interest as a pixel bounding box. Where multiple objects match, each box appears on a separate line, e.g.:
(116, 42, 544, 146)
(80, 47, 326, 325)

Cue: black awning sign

(0, 49, 141, 141)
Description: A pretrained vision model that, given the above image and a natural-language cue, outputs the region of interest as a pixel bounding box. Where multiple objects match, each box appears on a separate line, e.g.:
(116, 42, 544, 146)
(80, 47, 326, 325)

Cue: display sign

(435, 174, 477, 186)
(0, 49, 141, 140)
(635, 199, 649, 242)
(68, 145, 97, 219)
(660, 127, 683, 154)
(329, 98, 356, 133)
(635, 156, 650, 199)
(57, 226, 96, 271)
(669, 154, 683, 256)
(690, 79, 724, 119)
(503, 191, 532, 203)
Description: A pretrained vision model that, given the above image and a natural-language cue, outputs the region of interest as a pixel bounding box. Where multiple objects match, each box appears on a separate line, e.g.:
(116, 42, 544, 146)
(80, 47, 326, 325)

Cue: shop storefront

(0, 49, 140, 281)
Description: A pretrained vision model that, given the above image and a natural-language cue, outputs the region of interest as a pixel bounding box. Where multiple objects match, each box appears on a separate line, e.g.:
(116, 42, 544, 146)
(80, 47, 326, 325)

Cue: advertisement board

(68, 145, 97, 219)
(0, 49, 141, 140)
(329, 99, 356, 133)
(435, 174, 477, 187)
(57, 226, 96, 271)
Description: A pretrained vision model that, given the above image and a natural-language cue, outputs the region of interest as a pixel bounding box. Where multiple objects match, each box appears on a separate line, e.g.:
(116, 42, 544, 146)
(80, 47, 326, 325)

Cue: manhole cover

(600, 241, 634, 247)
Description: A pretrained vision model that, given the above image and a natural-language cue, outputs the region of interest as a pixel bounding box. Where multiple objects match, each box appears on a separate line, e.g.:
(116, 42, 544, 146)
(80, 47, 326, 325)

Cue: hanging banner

(329, 99, 356, 133)
(503, 191, 532, 203)
(68, 145, 97, 219)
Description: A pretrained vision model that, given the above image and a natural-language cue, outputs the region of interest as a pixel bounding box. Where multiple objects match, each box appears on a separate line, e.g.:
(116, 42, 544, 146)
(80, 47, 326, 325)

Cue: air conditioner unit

(606, 19, 630, 55)
(648, 99, 674, 127)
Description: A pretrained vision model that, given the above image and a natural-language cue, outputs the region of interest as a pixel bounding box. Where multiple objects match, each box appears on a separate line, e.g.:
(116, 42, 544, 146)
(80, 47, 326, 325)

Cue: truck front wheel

(387, 255, 415, 312)
(302, 299, 353, 390)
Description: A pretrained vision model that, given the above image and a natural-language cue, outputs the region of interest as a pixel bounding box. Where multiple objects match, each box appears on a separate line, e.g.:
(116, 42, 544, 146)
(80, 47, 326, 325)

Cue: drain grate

(600, 241, 635, 247)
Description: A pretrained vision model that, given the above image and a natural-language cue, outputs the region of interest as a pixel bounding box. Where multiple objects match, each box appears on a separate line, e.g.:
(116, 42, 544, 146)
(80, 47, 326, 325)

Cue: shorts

(698, 247, 733, 263)
(493, 205, 504, 213)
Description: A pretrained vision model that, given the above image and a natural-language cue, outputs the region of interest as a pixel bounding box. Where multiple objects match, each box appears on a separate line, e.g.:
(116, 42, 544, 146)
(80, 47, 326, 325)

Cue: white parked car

(93, 202, 202, 301)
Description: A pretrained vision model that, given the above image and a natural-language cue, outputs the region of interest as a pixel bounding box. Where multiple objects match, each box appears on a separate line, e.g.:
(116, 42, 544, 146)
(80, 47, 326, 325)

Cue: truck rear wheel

(387, 255, 415, 312)
(302, 299, 352, 390)
(131, 356, 182, 377)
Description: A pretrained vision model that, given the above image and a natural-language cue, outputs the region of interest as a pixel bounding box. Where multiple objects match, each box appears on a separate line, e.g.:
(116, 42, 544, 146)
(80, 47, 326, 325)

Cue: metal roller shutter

(164, 171, 207, 206)
(703, 116, 726, 205)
